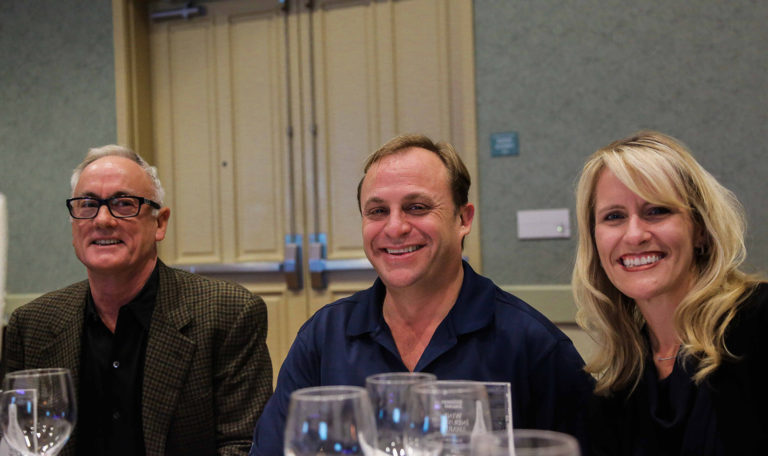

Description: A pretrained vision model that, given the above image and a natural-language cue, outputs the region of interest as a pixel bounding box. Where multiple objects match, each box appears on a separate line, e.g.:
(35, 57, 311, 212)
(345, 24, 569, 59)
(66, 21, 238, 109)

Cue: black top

(77, 265, 159, 456)
(589, 282, 768, 456)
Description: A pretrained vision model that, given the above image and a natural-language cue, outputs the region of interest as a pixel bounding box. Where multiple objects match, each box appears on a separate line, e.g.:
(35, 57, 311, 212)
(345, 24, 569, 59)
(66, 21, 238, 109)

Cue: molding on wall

(6, 285, 593, 357)
(501, 284, 576, 324)
(4, 293, 42, 321)
(112, 0, 154, 160)
(502, 284, 596, 359)
(6, 286, 576, 323)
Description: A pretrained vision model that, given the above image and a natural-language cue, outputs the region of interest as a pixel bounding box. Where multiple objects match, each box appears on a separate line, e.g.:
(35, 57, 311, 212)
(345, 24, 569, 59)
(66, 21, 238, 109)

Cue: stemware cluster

(0, 368, 77, 456)
(284, 373, 579, 456)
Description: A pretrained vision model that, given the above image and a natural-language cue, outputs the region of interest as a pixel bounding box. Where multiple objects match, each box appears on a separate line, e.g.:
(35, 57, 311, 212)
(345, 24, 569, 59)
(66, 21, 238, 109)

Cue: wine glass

(403, 380, 491, 456)
(0, 368, 77, 456)
(478, 382, 512, 432)
(366, 372, 437, 456)
(471, 429, 580, 456)
(284, 385, 378, 456)
(511, 429, 580, 456)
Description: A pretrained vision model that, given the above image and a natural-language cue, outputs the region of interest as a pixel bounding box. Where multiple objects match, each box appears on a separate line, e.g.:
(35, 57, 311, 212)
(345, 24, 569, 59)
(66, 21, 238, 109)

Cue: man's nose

(384, 210, 411, 237)
(93, 204, 117, 226)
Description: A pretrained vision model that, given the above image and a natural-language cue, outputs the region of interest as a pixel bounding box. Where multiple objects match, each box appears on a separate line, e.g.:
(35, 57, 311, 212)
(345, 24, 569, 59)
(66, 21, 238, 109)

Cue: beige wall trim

(452, 0, 481, 273)
(6, 285, 589, 356)
(7, 286, 576, 321)
(112, 0, 131, 146)
(4, 293, 43, 322)
(502, 284, 576, 324)
(112, 0, 155, 162)
(6, 286, 577, 323)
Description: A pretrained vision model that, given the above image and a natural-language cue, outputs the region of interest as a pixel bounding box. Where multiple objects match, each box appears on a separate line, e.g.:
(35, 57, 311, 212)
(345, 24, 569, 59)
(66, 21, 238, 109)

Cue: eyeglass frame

(66, 195, 162, 219)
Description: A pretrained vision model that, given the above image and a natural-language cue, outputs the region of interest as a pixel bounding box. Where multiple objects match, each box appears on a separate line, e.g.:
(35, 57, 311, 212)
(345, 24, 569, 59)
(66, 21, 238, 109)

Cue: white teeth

(622, 255, 660, 268)
(386, 245, 421, 254)
(94, 239, 121, 246)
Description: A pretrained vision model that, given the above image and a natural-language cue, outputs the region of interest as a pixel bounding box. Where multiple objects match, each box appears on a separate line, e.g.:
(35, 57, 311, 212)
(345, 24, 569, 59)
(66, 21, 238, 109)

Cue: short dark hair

(356, 133, 471, 212)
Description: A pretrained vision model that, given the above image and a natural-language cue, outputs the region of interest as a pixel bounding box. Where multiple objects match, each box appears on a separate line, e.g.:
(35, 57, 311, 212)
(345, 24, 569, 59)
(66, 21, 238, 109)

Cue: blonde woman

(572, 131, 767, 455)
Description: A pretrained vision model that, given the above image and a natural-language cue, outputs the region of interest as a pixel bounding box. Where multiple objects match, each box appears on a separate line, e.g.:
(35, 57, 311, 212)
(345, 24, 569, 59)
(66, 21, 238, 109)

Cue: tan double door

(140, 0, 479, 381)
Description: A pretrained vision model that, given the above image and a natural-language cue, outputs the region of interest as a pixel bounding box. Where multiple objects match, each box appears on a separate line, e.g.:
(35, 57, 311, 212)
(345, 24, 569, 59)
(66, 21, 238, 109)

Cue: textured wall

(474, 0, 768, 284)
(0, 1, 116, 293)
(2, 0, 766, 294)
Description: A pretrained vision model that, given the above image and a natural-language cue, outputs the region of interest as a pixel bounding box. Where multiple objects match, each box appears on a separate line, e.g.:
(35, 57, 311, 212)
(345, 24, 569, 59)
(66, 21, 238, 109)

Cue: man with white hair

(3, 145, 273, 456)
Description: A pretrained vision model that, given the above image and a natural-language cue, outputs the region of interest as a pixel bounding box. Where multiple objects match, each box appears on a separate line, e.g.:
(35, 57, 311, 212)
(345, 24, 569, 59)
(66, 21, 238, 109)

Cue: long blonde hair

(572, 131, 759, 395)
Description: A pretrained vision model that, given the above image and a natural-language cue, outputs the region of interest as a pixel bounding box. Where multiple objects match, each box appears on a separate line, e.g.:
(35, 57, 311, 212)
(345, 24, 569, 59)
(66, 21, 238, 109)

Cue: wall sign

(491, 131, 519, 157)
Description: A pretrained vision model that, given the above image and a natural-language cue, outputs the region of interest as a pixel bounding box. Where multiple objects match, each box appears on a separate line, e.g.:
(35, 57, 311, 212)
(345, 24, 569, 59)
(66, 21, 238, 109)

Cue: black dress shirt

(77, 265, 159, 456)
(588, 283, 768, 456)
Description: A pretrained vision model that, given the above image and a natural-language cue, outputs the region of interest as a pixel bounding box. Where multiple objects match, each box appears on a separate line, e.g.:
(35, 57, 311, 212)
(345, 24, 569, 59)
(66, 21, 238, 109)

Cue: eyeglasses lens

(70, 197, 141, 218)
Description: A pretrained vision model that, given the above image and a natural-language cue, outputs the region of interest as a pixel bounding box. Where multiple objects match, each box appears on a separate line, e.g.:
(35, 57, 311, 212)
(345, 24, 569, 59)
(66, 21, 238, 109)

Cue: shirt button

(112, 411, 121, 420)
(112, 361, 120, 368)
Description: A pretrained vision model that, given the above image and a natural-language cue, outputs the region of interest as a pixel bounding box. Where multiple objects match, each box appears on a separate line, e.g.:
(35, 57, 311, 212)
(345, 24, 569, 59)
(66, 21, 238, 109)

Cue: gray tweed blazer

(2, 261, 273, 455)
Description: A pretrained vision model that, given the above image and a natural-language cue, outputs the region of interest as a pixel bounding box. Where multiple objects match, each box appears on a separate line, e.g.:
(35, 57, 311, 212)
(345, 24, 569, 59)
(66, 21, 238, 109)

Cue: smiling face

(71, 156, 170, 278)
(360, 147, 474, 292)
(593, 168, 700, 307)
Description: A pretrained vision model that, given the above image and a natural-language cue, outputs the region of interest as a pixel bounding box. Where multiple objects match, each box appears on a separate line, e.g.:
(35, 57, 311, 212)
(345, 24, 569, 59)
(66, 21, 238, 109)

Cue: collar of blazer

(141, 261, 198, 454)
(153, 260, 194, 332)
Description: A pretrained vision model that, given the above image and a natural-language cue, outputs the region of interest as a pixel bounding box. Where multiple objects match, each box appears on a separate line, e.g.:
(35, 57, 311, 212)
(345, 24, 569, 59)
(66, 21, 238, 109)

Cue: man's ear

(155, 207, 171, 242)
(459, 203, 475, 230)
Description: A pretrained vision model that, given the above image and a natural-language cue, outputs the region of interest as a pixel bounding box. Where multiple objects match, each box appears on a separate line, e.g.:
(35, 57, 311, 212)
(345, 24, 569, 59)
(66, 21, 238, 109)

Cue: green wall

(0, 1, 116, 293)
(1, 0, 766, 299)
(474, 0, 768, 284)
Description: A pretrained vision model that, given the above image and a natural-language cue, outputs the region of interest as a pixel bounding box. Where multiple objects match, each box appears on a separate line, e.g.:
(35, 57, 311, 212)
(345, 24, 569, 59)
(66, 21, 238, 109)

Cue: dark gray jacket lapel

(141, 263, 196, 454)
(36, 286, 86, 383)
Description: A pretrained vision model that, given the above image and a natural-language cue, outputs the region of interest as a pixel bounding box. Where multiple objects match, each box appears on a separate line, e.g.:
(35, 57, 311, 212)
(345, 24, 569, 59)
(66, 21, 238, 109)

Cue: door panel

(392, 0, 450, 138)
(153, 20, 223, 264)
(312, 0, 377, 259)
(144, 0, 478, 384)
(151, 2, 293, 383)
(227, 11, 287, 261)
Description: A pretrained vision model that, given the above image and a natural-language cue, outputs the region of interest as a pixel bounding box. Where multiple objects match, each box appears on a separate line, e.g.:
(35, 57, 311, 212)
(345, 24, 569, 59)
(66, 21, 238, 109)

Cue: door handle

(308, 233, 374, 289)
(283, 234, 302, 290)
(174, 261, 283, 274)
(173, 235, 303, 290)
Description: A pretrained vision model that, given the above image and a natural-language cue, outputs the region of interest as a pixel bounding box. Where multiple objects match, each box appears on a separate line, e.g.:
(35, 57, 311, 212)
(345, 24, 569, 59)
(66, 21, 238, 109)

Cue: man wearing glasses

(2, 145, 273, 456)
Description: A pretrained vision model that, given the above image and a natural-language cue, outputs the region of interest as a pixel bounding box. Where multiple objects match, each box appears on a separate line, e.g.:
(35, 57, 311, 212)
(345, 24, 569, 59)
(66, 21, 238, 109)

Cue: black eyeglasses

(66, 196, 161, 219)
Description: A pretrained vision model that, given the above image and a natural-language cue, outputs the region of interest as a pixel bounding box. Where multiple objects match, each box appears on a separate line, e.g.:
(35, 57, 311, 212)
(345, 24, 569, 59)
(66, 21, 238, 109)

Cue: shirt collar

(84, 262, 160, 331)
(449, 260, 496, 334)
(346, 278, 387, 337)
(346, 260, 496, 337)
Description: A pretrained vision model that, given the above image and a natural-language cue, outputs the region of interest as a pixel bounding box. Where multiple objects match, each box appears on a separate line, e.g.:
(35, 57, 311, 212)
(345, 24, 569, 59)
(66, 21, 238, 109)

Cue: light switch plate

(517, 208, 571, 239)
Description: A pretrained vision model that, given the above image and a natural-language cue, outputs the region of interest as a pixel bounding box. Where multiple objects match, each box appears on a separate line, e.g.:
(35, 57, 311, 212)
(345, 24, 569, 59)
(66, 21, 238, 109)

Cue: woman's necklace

(655, 345, 680, 361)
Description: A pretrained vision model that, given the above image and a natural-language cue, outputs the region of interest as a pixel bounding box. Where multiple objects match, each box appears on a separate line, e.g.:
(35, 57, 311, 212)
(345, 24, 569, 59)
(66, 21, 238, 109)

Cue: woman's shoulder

(710, 282, 768, 451)
(747, 281, 768, 303)
(723, 281, 768, 355)
(734, 282, 768, 325)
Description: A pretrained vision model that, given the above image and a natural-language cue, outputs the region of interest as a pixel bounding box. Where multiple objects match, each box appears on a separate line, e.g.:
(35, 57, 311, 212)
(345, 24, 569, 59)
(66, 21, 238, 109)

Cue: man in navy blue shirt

(250, 134, 593, 455)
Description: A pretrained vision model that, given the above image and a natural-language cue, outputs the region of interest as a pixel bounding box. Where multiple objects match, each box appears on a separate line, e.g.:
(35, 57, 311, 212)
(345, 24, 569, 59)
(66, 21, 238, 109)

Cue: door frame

(112, 0, 154, 160)
(111, 0, 483, 270)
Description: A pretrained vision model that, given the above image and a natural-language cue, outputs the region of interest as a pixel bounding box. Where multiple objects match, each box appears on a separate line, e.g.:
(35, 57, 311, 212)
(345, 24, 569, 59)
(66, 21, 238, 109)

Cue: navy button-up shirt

(250, 261, 593, 455)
